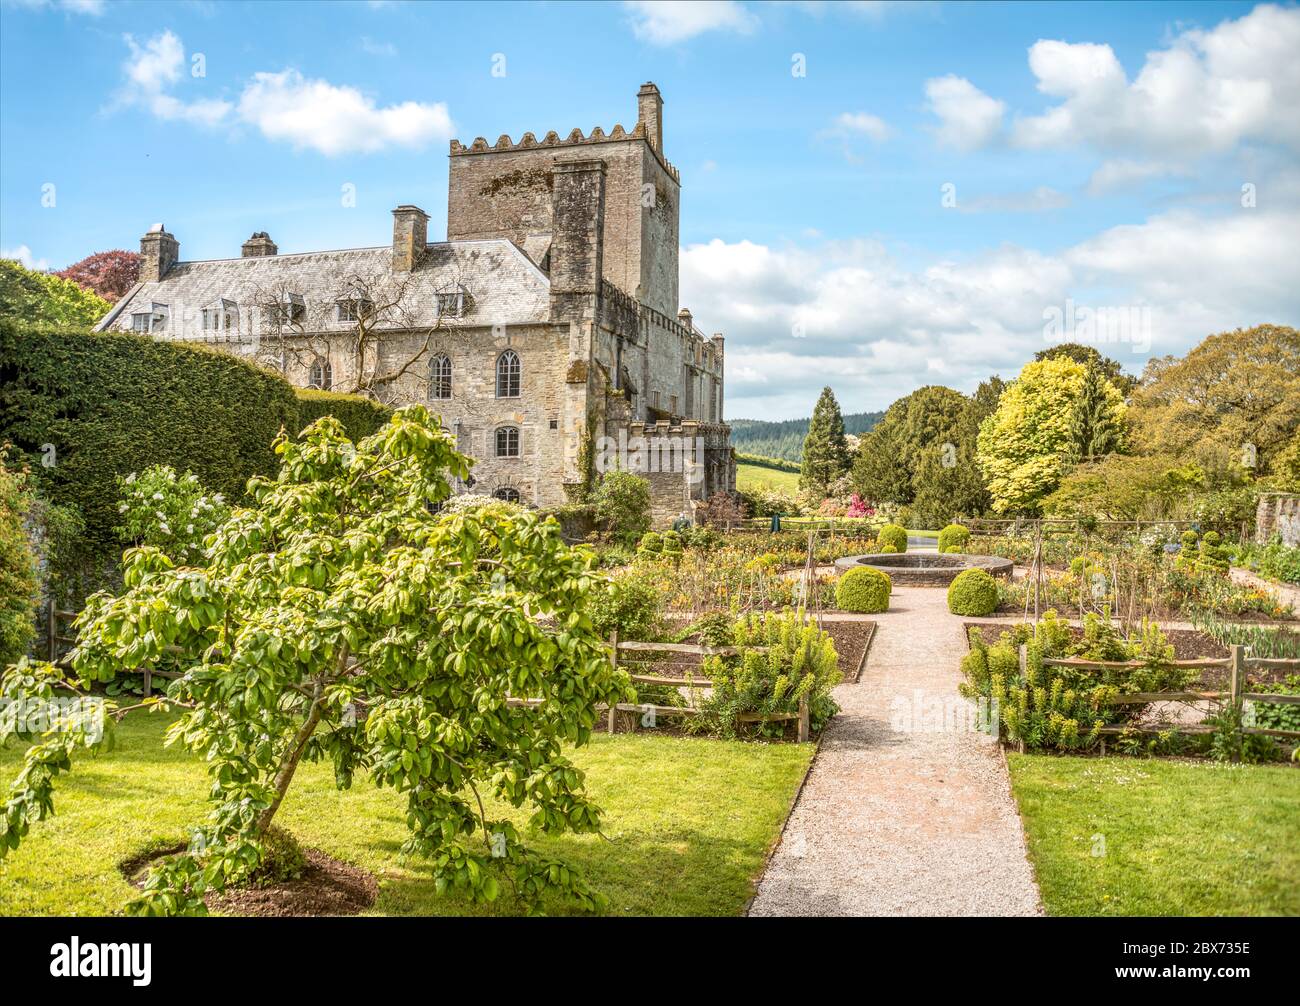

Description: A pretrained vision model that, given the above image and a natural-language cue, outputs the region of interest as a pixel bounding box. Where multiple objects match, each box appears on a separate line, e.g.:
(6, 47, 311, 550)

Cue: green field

(1008, 754, 1300, 916)
(737, 461, 800, 494)
(0, 712, 813, 917)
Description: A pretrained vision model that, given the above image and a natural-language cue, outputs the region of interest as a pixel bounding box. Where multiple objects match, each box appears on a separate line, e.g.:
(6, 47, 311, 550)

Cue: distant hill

(728, 411, 884, 463)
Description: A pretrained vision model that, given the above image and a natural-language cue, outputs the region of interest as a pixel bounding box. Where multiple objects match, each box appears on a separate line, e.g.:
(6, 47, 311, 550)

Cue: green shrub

(115, 464, 231, 565)
(592, 470, 651, 546)
(587, 569, 661, 641)
(661, 530, 682, 554)
(947, 568, 999, 615)
(697, 611, 841, 738)
(0, 451, 39, 666)
(637, 532, 662, 554)
(937, 523, 970, 554)
(836, 566, 891, 613)
(0, 325, 389, 560)
(877, 523, 908, 553)
(293, 388, 390, 441)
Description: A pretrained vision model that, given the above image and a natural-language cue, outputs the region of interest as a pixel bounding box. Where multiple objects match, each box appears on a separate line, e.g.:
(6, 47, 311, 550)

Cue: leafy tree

(800, 387, 851, 496)
(1129, 324, 1300, 479)
(0, 407, 630, 915)
(0, 259, 111, 328)
(592, 469, 652, 545)
(1042, 454, 1207, 521)
(0, 449, 40, 667)
(1068, 361, 1126, 463)
(55, 250, 141, 303)
(977, 356, 1126, 514)
(1035, 343, 1136, 396)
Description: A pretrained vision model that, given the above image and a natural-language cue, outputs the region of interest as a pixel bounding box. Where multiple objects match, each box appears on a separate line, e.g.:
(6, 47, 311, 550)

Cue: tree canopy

(977, 356, 1127, 514)
(1, 407, 630, 914)
(55, 250, 141, 303)
(1129, 324, 1300, 479)
(800, 387, 852, 496)
(0, 258, 111, 328)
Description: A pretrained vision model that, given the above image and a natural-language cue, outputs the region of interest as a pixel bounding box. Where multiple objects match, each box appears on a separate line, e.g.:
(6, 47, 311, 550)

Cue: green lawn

(1007, 754, 1300, 916)
(736, 462, 800, 494)
(0, 712, 812, 917)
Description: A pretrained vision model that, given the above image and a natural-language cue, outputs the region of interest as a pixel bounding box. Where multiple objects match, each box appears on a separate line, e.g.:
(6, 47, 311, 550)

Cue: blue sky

(2, 0, 1297, 418)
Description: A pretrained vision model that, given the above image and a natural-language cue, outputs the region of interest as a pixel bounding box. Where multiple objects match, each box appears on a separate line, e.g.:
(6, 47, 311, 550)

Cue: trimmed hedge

(877, 523, 908, 554)
(0, 452, 39, 666)
(294, 388, 389, 441)
(937, 523, 970, 554)
(836, 565, 891, 613)
(947, 568, 999, 616)
(0, 324, 390, 554)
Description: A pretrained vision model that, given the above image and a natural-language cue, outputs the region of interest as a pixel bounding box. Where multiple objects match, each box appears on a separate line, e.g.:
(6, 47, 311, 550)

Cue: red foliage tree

(56, 250, 141, 303)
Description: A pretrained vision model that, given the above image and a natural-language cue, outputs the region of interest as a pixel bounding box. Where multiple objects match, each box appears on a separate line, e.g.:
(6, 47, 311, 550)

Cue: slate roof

(97, 239, 551, 338)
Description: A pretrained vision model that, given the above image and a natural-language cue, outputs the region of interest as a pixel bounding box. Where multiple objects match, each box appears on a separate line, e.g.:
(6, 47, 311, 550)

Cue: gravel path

(749, 586, 1043, 916)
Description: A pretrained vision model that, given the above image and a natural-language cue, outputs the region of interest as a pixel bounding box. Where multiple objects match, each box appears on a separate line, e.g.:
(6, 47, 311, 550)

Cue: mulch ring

(120, 844, 378, 917)
(961, 622, 1293, 687)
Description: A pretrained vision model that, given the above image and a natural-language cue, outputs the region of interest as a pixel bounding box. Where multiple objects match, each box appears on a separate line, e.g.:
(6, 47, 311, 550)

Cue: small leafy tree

(591, 469, 652, 546)
(55, 250, 141, 303)
(800, 387, 851, 496)
(0, 258, 111, 328)
(0, 407, 629, 915)
(115, 464, 231, 565)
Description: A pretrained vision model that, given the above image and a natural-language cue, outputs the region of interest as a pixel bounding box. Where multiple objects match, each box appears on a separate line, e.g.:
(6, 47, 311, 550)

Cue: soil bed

(121, 844, 378, 917)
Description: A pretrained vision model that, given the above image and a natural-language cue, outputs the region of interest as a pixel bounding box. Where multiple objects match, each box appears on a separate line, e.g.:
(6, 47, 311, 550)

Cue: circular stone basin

(833, 552, 1013, 586)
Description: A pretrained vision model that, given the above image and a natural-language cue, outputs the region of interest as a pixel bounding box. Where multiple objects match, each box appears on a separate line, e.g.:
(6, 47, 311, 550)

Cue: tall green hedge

(294, 388, 389, 441)
(0, 323, 390, 554)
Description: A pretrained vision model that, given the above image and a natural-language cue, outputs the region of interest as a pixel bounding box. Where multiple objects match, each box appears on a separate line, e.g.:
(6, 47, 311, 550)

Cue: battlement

(450, 122, 680, 183)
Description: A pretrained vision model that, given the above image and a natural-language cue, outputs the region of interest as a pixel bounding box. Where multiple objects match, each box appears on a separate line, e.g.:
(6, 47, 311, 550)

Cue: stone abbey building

(98, 83, 735, 522)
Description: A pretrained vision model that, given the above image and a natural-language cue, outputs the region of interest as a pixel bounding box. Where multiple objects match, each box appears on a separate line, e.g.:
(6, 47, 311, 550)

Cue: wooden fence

(1016, 642, 1300, 755)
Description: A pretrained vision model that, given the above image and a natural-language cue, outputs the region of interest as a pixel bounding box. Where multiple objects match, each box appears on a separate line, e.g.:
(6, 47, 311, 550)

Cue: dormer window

(437, 285, 469, 318)
(131, 303, 169, 334)
(202, 298, 239, 333)
(336, 297, 373, 323)
(267, 292, 305, 325)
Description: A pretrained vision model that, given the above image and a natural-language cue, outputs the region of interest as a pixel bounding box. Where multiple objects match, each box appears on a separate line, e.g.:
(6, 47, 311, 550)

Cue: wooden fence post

(143, 666, 152, 699)
(1229, 644, 1244, 763)
(607, 629, 619, 735)
(797, 693, 809, 743)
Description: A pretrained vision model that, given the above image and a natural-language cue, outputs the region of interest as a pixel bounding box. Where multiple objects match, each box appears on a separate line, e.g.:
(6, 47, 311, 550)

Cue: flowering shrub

(115, 465, 230, 564)
(845, 494, 872, 519)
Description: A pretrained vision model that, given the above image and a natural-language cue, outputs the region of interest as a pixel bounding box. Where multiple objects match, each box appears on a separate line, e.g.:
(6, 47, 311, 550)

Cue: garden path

(749, 585, 1043, 916)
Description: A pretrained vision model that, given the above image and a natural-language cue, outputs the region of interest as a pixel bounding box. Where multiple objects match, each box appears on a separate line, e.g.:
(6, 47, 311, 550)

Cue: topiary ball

(877, 523, 908, 554)
(937, 523, 969, 554)
(947, 568, 999, 616)
(836, 566, 892, 613)
(638, 532, 662, 553)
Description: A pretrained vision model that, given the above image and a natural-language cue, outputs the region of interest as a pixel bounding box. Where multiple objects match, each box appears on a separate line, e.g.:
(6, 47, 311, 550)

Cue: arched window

(493, 487, 521, 503)
(495, 426, 520, 458)
(429, 353, 451, 400)
(308, 358, 332, 390)
(496, 350, 520, 398)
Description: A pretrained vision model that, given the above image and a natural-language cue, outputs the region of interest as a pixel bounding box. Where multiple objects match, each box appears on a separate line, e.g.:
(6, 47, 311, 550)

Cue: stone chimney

(392, 204, 429, 272)
(637, 82, 663, 154)
(677, 307, 693, 331)
(241, 231, 277, 257)
(549, 159, 606, 324)
(139, 223, 179, 283)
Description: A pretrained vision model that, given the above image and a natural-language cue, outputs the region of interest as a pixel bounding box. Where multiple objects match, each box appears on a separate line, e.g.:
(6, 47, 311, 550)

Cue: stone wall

(1256, 492, 1300, 546)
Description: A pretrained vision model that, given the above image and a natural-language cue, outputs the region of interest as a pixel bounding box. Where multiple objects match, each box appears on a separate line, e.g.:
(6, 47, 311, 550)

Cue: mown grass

(0, 712, 812, 917)
(1007, 754, 1300, 916)
(736, 462, 800, 494)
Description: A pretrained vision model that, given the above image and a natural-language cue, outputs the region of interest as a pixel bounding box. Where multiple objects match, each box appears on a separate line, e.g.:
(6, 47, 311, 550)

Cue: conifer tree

(800, 387, 851, 496)
(1069, 361, 1124, 463)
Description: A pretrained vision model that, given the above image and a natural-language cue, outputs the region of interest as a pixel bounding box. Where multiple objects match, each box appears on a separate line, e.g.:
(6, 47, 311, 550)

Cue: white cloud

(1, 245, 50, 271)
(120, 30, 233, 126)
(957, 186, 1070, 214)
(115, 31, 452, 155)
(4, 0, 105, 14)
(835, 111, 892, 142)
(682, 206, 1299, 416)
(236, 70, 452, 156)
(624, 0, 757, 45)
(1013, 4, 1300, 155)
(923, 74, 1005, 151)
(1086, 159, 1186, 195)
